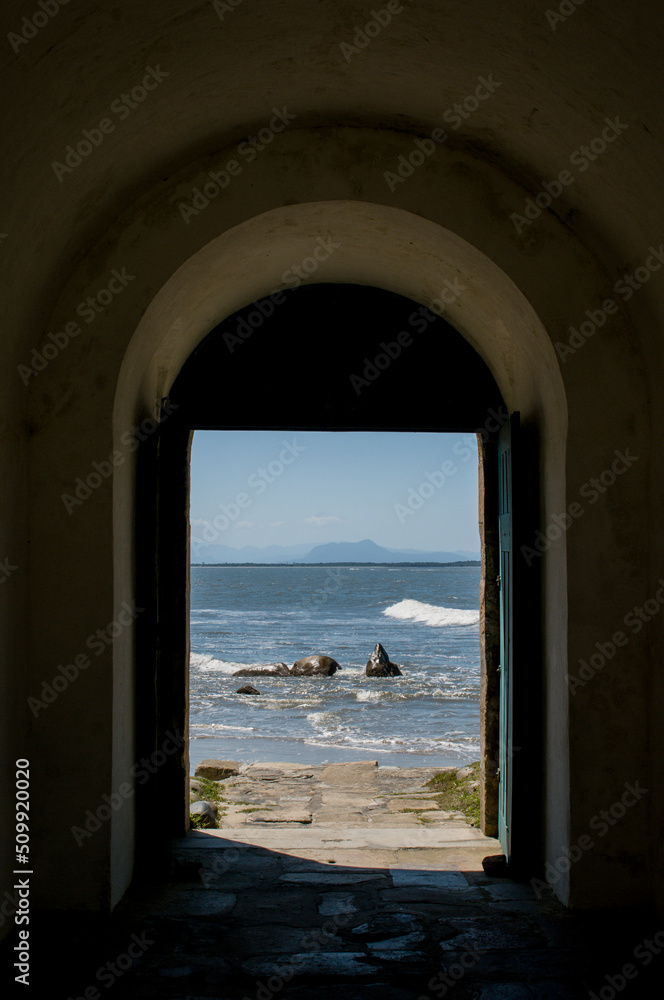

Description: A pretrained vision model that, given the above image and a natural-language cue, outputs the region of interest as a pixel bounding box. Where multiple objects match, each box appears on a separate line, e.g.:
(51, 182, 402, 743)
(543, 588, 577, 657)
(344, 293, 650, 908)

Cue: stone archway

(114, 199, 568, 905)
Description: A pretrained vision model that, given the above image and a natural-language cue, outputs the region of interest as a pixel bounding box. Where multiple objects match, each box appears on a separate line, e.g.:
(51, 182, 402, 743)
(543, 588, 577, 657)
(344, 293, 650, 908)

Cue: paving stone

(387, 798, 444, 812)
(318, 893, 360, 915)
(367, 932, 428, 951)
(379, 887, 486, 907)
(246, 809, 313, 823)
(280, 872, 388, 886)
(363, 947, 430, 964)
(279, 848, 394, 869)
(391, 869, 471, 890)
(321, 761, 379, 785)
(480, 881, 540, 900)
(243, 952, 377, 977)
(350, 912, 423, 939)
(233, 890, 320, 926)
(438, 916, 547, 951)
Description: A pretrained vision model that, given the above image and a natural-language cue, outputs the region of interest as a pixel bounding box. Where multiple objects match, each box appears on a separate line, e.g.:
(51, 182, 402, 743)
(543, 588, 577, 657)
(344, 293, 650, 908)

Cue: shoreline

(191, 560, 481, 567)
(188, 739, 480, 772)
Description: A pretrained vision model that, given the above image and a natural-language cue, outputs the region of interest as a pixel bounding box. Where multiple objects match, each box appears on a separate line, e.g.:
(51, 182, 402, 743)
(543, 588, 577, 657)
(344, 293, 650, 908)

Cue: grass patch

(239, 806, 273, 813)
(191, 776, 225, 805)
(189, 813, 209, 830)
(425, 762, 481, 827)
(190, 776, 227, 828)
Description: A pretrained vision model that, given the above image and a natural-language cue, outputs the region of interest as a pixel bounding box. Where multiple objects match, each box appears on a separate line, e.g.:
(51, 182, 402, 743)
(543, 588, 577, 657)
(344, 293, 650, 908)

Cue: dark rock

(190, 801, 217, 828)
(195, 758, 241, 780)
(482, 853, 509, 877)
(236, 684, 261, 695)
(234, 662, 291, 677)
(365, 643, 402, 677)
(291, 655, 340, 676)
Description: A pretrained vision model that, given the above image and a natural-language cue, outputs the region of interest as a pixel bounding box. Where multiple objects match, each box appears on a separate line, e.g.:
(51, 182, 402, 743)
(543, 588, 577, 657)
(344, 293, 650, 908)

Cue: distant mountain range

(192, 538, 480, 564)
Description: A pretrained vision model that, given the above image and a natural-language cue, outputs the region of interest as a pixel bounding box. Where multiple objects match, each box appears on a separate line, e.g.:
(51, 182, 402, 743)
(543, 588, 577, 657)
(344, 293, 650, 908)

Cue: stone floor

(7, 762, 663, 998)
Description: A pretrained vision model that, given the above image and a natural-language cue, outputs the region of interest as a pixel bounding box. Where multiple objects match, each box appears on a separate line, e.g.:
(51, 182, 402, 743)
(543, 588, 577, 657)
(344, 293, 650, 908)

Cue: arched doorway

(114, 200, 567, 902)
(131, 278, 544, 882)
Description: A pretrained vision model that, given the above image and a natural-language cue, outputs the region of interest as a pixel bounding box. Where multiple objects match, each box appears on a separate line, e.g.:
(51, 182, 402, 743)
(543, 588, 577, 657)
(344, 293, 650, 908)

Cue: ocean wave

(190, 722, 255, 732)
(383, 599, 479, 627)
(356, 690, 384, 702)
(190, 652, 255, 674)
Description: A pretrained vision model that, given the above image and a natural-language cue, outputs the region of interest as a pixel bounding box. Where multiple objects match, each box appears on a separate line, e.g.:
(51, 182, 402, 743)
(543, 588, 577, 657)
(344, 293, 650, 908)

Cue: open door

(135, 399, 192, 878)
(497, 412, 519, 862)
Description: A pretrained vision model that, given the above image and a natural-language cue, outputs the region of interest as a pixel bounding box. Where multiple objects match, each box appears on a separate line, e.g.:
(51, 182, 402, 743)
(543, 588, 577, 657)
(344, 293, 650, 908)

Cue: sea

(189, 564, 481, 770)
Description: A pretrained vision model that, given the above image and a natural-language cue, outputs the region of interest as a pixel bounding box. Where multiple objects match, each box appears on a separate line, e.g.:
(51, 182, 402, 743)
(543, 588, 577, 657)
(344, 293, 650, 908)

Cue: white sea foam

(383, 599, 479, 627)
(191, 722, 255, 732)
(356, 690, 383, 702)
(190, 652, 257, 675)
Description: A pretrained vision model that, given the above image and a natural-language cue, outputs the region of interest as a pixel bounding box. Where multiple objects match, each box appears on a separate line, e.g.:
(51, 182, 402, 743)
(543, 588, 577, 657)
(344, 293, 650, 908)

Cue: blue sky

(190, 431, 480, 553)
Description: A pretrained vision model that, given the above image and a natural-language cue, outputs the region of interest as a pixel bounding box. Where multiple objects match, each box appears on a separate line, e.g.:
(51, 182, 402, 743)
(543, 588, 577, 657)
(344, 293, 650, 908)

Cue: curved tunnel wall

(0, 0, 660, 920)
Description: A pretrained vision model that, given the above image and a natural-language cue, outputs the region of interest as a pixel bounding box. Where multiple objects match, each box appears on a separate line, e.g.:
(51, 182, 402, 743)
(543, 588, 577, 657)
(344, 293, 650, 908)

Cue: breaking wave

(383, 599, 479, 627)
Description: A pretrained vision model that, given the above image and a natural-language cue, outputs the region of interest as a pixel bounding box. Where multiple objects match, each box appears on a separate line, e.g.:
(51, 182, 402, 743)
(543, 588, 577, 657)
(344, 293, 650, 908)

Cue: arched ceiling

(1, 0, 663, 379)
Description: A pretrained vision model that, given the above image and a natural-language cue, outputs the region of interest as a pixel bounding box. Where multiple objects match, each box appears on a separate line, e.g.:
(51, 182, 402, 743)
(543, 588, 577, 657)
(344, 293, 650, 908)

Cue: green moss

(238, 806, 273, 813)
(425, 762, 481, 827)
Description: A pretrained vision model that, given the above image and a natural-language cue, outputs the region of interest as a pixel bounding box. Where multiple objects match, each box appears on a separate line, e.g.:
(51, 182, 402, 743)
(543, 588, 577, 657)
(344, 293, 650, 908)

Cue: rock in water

(234, 662, 291, 677)
(195, 759, 241, 780)
(291, 655, 340, 676)
(236, 684, 261, 695)
(365, 643, 402, 677)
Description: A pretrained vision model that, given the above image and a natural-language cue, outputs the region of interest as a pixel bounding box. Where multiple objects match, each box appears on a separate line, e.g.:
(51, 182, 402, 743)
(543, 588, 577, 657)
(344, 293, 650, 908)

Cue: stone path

(13, 762, 663, 998)
(205, 760, 484, 837)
